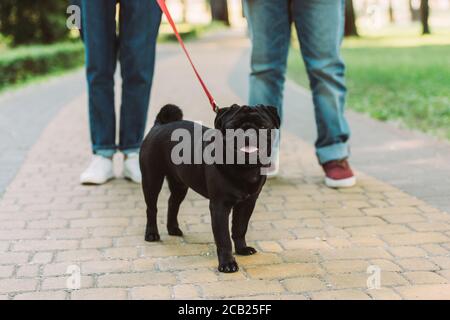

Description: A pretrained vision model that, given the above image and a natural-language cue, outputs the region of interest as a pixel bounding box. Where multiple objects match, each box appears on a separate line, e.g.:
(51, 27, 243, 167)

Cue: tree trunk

(210, 0, 229, 25)
(388, 0, 395, 23)
(420, 0, 430, 34)
(180, 0, 188, 23)
(344, 0, 358, 37)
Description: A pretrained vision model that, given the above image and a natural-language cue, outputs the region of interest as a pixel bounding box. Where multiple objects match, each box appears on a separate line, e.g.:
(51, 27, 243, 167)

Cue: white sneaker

(80, 155, 114, 185)
(123, 153, 142, 184)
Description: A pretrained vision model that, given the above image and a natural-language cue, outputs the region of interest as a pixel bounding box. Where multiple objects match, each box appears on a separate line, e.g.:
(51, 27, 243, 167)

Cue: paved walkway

(0, 30, 450, 300)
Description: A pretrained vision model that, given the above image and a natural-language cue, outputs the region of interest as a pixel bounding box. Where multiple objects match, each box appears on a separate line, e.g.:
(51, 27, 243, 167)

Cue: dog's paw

(236, 246, 257, 256)
(218, 260, 239, 273)
(145, 233, 161, 242)
(168, 227, 183, 237)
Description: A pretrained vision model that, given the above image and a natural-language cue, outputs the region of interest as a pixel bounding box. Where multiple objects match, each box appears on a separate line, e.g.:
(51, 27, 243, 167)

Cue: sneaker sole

(80, 176, 114, 186)
(123, 169, 141, 184)
(325, 176, 356, 188)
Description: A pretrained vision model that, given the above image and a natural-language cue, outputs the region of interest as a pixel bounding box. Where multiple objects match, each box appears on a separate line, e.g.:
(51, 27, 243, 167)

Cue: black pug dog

(139, 104, 280, 273)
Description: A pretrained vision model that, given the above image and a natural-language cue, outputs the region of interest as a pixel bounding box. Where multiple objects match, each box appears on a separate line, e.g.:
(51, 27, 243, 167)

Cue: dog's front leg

(209, 201, 238, 273)
(232, 195, 258, 256)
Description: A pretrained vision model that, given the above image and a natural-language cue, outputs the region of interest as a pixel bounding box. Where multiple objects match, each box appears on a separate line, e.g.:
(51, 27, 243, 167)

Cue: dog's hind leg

(142, 170, 165, 242)
(166, 175, 188, 237)
(232, 195, 258, 256)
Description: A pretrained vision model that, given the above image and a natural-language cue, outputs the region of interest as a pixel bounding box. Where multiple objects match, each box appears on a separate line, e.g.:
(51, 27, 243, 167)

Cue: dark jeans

(80, 0, 162, 157)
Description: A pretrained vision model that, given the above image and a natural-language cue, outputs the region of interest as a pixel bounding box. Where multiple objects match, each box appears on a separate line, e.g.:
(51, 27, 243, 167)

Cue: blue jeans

(81, 0, 162, 158)
(243, 0, 350, 164)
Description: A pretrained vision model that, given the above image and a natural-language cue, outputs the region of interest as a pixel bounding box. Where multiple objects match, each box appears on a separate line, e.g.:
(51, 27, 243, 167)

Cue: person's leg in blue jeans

(244, 0, 354, 186)
(118, 0, 162, 155)
(80, 0, 161, 184)
(81, 0, 118, 158)
(243, 0, 290, 120)
(292, 0, 350, 164)
(242, 0, 290, 175)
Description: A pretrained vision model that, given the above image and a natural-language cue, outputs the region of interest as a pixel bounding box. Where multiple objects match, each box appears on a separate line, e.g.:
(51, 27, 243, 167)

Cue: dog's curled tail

(154, 104, 183, 125)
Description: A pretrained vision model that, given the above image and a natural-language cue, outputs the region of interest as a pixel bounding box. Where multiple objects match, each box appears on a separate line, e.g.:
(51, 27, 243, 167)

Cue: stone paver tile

(319, 247, 392, 260)
(327, 271, 408, 289)
(157, 256, 216, 271)
(81, 260, 131, 274)
(310, 289, 371, 300)
(396, 284, 450, 299)
(397, 258, 439, 271)
(382, 214, 425, 224)
(368, 259, 402, 272)
(322, 260, 370, 274)
(346, 225, 411, 236)
(31, 252, 54, 264)
(178, 269, 217, 284)
(71, 288, 128, 300)
(0, 266, 14, 278)
(383, 232, 448, 246)
(0, 252, 30, 264)
(13, 240, 78, 251)
(14, 291, 67, 300)
(323, 217, 385, 228)
(422, 244, 448, 256)
(56, 249, 102, 262)
(97, 271, 176, 287)
(200, 280, 284, 298)
(130, 286, 172, 300)
(279, 250, 319, 263)
(257, 241, 283, 253)
(16, 265, 39, 278)
(388, 246, 428, 258)
(140, 244, 210, 258)
(41, 276, 94, 290)
(0, 229, 45, 240)
(282, 277, 327, 293)
(236, 253, 282, 266)
(438, 270, 450, 281)
(367, 288, 402, 300)
(408, 222, 450, 232)
(173, 284, 200, 299)
(363, 206, 420, 216)
(403, 272, 449, 285)
(245, 263, 323, 280)
(280, 239, 332, 250)
(348, 236, 386, 247)
(430, 256, 450, 269)
(0, 279, 37, 294)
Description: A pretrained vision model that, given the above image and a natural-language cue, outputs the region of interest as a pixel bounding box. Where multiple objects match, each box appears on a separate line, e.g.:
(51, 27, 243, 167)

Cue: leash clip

(212, 101, 220, 113)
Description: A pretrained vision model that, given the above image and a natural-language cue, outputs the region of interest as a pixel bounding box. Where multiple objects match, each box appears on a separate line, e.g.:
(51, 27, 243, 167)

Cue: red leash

(156, 0, 219, 113)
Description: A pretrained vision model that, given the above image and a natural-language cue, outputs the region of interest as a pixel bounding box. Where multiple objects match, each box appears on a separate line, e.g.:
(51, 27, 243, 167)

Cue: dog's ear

(259, 105, 281, 129)
(214, 104, 240, 130)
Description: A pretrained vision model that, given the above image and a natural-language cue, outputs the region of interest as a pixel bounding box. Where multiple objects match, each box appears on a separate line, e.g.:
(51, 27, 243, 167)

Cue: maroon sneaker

(322, 159, 356, 188)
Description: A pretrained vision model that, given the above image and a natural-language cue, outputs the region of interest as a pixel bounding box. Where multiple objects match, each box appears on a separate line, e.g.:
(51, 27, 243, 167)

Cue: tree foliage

(0, 0, 69, 46)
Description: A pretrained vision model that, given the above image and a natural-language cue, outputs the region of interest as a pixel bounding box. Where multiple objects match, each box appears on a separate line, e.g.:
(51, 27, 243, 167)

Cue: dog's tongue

(240, 146, 259, 153)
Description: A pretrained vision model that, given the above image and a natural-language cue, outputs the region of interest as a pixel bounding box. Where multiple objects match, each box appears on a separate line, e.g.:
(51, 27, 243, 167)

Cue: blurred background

(0, 0, 449, 139)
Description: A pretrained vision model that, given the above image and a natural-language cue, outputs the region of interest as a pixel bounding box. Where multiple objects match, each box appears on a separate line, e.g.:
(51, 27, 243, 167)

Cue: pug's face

(214, 104, 280, 166)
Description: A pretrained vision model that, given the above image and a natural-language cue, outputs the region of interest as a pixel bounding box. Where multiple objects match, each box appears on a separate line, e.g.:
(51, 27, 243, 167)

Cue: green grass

(287, 27, 450, 140)
(0, 41, 85, 93)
